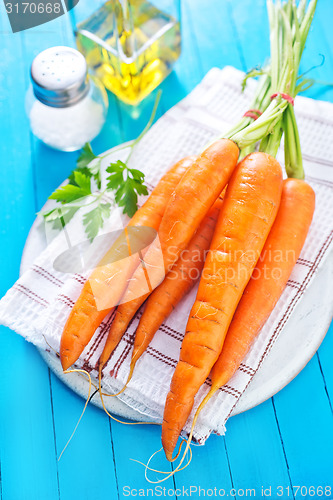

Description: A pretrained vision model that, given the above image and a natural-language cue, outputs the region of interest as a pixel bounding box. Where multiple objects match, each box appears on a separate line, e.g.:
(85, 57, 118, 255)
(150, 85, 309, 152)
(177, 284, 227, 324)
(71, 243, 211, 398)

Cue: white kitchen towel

(0, 66, 332, 443)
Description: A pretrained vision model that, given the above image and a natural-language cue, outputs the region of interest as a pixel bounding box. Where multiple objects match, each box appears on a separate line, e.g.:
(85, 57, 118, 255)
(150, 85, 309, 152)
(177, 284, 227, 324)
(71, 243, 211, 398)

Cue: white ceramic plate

(20, 144, 333, 421)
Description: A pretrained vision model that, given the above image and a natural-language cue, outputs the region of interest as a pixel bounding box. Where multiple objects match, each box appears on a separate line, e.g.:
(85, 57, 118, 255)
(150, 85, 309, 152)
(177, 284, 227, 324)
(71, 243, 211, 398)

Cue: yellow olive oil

(76, 0, 181, 105)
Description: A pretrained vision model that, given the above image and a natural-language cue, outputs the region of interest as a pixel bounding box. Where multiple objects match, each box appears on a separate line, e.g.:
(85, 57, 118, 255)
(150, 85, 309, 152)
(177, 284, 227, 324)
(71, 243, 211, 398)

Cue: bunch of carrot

(58, 0, 317, 473)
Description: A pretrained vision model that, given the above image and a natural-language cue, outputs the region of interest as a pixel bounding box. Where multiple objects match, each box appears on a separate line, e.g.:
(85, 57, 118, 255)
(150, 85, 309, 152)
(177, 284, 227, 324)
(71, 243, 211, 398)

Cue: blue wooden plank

(299, 0, 333, 102)
(0, 334, 60, 500)
(110, 420, 176, 493)
(225, 400, 292, 495)
(18, 12, 121, 500)
(186, 0, 243, 75)
(157, 0, 205, 112)
(228, 0, 269, 71)
(0, 10, 60, 500)
(268, 1, 333, 489)
(272, 355, 333, 489)
(50, 374, 118, 500)
(1, 0, 333, 497)
(173, 435, 233, 492)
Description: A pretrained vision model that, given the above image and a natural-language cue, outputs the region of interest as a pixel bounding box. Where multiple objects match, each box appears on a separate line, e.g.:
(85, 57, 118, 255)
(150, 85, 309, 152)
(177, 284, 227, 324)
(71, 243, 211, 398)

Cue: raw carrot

(210, 178, 315, 389)
(162, 152, 283, 461)
(158, 139, 239, 273)
(98, 192, 225, 377)
(119, 140, 239, 297)
(60, 156, 195, 371)
(98, 139, 239, 370)
(167, 179, 315, 466)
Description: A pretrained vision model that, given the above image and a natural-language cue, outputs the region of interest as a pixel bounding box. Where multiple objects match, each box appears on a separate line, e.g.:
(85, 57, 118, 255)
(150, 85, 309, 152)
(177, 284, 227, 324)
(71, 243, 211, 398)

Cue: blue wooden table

(0, 1, 332, 499)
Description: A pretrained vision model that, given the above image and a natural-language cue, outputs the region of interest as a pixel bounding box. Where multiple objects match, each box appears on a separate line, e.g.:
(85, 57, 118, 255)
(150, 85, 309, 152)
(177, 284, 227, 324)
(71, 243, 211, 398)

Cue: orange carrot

(158, 139, 239, 273)
(167, 179, 315, 466)
(119, 140, 239, 298)
(99, 192, 225, 376)
(162, 152, 283, 460)
(60, 156, 195, 371)
(98, 140, 239, 369)
(210, 178, 315, 389)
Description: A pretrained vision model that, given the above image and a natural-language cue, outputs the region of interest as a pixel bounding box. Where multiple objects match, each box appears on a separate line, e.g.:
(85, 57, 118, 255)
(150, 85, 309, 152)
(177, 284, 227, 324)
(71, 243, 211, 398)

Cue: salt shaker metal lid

(30, 46, 90, 108)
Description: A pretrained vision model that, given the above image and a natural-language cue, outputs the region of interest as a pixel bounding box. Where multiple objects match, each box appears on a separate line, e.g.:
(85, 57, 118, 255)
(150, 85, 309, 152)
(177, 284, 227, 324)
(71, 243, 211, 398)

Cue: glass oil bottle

(75, 0, 181, 105)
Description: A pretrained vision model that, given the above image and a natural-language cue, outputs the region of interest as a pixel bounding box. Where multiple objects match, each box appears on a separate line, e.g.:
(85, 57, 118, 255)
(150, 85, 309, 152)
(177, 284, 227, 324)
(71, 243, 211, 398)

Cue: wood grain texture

(0, 1, 332, 499)
(0, 12, 59, 500)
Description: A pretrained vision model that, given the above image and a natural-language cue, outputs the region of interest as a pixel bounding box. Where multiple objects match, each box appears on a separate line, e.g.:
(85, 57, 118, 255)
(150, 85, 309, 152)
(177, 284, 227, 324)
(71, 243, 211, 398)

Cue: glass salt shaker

(26, 46, 109, 151)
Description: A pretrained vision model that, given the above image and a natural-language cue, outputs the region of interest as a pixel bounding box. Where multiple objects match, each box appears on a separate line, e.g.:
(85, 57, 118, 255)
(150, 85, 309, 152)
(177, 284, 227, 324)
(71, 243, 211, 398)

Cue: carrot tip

(58, 368, 92, 460)
(61, 358, 71, 372)
(131, 442, 193, 483)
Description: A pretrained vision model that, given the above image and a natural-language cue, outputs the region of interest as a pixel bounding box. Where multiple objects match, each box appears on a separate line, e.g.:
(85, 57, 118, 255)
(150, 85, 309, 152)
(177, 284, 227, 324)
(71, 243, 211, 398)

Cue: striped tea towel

(0, 66, 332, 443)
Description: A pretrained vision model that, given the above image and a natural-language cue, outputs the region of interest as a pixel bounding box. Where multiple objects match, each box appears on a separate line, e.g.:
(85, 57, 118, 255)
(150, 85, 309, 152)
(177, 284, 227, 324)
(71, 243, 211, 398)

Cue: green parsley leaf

(43, 206, 80, 230)
(49, 174, 92, 204)
(83, 202, 111, 241)
(129, 168, 146, 183)
(68, 143, 102, 189)
(68, 166, 91, 186)
(77, 143, 97, 170)
(114, 182, 137, 217)
(106, 160, 148, 217)
(43, 91, 160, 241)
(73, 170, 91, 192)
(105, 160, 125, 190)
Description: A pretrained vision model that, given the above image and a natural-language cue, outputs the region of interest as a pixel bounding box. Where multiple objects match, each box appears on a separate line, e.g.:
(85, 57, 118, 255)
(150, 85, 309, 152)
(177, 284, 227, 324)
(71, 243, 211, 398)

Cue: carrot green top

(219, 0, 317, 179)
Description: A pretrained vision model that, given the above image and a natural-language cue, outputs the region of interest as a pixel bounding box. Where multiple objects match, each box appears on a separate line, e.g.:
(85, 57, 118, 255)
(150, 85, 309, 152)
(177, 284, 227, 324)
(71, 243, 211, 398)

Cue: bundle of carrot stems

(59, 0, 317, 477)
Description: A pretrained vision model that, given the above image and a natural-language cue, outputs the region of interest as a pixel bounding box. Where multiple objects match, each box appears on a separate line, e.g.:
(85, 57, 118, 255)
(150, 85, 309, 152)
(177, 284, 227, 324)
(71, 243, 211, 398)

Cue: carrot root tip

(58, 368, 92, 460)
(131, 442, 193, 483)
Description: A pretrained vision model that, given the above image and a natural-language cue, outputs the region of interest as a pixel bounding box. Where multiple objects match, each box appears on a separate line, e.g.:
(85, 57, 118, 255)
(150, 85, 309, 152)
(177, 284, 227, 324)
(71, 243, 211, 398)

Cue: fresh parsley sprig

(42, 91, 161, 241)
(73, 143, 102, 189)
(106, 160, 148, 217)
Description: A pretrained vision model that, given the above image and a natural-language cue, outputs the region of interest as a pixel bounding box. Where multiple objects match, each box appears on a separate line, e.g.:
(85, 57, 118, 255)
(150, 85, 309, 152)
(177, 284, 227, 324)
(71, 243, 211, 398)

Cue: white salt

(29, 94, 106, 151)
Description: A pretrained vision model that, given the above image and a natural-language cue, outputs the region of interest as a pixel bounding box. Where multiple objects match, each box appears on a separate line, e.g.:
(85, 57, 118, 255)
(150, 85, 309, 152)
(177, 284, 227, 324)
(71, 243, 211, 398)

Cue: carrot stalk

(60, 156, 195, 371)
(162, 152, 283, 461)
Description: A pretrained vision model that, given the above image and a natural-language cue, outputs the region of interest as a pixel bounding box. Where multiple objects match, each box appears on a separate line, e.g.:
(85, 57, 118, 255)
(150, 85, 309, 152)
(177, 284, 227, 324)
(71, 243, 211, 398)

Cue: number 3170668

(5, 2, 62, 14)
